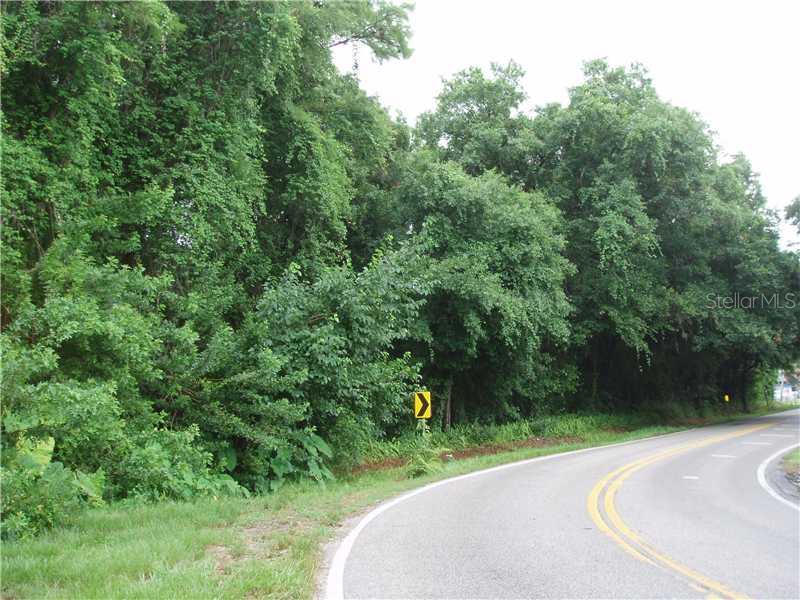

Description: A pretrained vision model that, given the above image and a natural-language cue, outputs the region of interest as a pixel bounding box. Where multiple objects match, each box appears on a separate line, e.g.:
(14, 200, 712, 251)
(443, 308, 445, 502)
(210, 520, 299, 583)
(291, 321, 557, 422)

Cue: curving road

(325, 409, 800, 599)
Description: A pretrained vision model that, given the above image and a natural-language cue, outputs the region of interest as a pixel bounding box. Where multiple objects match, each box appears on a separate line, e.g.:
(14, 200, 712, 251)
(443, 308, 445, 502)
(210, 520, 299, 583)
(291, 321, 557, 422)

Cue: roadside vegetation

(3, 405, 792, 600)
(783, 447, 800, 489)
(2, 0, 799, 568)
(784, 448, 800, 470)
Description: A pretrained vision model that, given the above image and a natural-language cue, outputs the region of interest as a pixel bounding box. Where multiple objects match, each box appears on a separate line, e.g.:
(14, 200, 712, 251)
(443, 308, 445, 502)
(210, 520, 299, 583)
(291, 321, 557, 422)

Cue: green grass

(782, 448, 800, 473)
(2, 405, 795, 600)
(362, 405, 792, 463)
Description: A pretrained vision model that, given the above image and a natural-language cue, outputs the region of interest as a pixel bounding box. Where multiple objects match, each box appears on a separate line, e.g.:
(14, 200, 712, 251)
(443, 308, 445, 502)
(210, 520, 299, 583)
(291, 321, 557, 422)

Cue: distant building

(775, 369, 800, 403)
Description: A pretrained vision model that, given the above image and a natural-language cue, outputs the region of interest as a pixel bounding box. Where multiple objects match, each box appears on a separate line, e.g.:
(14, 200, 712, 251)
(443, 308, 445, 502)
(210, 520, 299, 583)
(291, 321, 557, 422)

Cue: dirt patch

(205, 518, 307, 575)
(444, 436, 583, 460)
(351, 435, 583, 474)
(350, 456, 407, 475)
(516, 435, 583, 448)
(207, 544, 235, 574)
(669, 417, 707, 426)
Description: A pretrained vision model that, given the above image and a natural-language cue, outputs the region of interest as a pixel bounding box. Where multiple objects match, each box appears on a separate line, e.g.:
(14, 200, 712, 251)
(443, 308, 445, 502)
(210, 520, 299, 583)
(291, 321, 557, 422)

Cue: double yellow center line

(587, 423, 772, 599)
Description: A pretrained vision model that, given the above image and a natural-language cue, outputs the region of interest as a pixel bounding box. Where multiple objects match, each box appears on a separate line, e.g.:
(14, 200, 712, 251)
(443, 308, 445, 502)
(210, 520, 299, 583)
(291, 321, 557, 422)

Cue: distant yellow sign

(724, 394, 730, 403)
(414, 391, 431, 419)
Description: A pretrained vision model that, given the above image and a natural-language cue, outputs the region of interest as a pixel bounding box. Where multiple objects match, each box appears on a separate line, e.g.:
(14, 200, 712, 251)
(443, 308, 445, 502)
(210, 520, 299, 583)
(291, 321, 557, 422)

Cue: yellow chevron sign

(413, 391, 431, 419)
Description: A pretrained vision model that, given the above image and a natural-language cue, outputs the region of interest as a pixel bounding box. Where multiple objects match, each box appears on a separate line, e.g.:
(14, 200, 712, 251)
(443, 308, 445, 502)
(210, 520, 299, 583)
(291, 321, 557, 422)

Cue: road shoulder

(767, 446, 800, 506)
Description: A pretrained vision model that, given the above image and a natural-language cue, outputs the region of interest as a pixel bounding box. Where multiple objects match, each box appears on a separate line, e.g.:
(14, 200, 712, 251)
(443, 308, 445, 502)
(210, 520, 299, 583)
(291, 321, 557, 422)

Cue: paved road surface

(326, 409, 800, 599)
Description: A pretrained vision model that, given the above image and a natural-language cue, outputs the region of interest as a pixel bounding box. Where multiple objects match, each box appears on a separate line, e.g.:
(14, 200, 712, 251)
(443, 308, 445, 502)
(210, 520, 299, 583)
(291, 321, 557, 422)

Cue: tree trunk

(591, 345, 599, 406)
(444, 379, 452, 431)
(738, 369, 749, 413)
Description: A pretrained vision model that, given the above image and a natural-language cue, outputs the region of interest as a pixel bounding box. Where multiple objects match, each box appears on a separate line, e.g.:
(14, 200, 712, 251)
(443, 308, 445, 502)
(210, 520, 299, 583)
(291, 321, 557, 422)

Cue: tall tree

(417, 61, 539, 183)
(390, 154, 573, 423)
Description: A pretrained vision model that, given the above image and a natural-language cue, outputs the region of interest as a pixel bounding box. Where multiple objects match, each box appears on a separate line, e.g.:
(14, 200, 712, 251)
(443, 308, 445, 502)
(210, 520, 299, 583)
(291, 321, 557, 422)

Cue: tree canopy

(2, 0, 797, 539)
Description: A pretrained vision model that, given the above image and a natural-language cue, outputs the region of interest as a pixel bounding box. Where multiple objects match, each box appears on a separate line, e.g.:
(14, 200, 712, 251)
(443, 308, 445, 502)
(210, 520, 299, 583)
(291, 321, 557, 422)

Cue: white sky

(333, 0, 799, 248)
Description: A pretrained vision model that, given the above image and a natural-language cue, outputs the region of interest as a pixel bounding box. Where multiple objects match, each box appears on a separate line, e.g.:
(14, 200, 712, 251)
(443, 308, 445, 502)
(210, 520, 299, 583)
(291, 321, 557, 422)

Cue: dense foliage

(2, 1, 798, 538)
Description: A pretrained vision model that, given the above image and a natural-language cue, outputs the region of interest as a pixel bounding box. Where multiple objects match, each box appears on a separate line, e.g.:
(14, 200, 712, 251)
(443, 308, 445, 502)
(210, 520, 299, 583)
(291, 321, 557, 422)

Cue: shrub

(1, 437, 104, 540)
(406, 421, 448, 478)
(642, 400, 695, 423)
(183, 252, 424, 490)
(327, 410, 377, 472)
(110, 426, 247, 502)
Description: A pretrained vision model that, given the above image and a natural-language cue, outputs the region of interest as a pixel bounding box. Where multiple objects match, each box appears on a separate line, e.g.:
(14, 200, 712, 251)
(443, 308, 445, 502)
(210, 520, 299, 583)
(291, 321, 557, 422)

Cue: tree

(417, 61, 539, 182)
(787, 196, 800, 235)
(0, 0, 417, 533)
(3, 0, 797, 540)
(390, 154, 572, 424)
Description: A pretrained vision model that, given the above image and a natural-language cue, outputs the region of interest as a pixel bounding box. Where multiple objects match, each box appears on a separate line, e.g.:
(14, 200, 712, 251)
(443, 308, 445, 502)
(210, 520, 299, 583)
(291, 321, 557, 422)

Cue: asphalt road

(326, 409, 800, 599)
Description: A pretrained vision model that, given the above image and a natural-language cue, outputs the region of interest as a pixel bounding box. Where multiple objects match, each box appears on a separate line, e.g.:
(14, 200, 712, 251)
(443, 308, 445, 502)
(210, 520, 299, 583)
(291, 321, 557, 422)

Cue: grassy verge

(782, 447, 800, 480)
(2, 405, 795, 599)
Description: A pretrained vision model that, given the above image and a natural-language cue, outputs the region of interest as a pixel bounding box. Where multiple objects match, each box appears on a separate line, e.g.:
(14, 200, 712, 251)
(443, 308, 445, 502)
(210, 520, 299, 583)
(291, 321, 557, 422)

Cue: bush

(747, 368, 778, 411)
(1, 437, 104, 540)
(641, 400, 697, 423)
(1, 296, 247, 529)
(327, 411, 377, 472)
(406, 421, 448, 478)
(110, 426, 247, 502)
(242, 429, 334, 493)
(182, 253, 424, 490)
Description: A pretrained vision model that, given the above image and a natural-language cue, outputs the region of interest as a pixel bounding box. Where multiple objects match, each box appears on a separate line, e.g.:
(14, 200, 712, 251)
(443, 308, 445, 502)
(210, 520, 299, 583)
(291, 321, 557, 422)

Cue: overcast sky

(333, 0, 799, 248)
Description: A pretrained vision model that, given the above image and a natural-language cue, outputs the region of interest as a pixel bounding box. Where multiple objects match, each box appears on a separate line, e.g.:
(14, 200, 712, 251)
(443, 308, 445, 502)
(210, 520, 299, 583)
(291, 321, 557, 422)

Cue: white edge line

(756, 443, 800, 512)
(325, 427, 702, 600)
